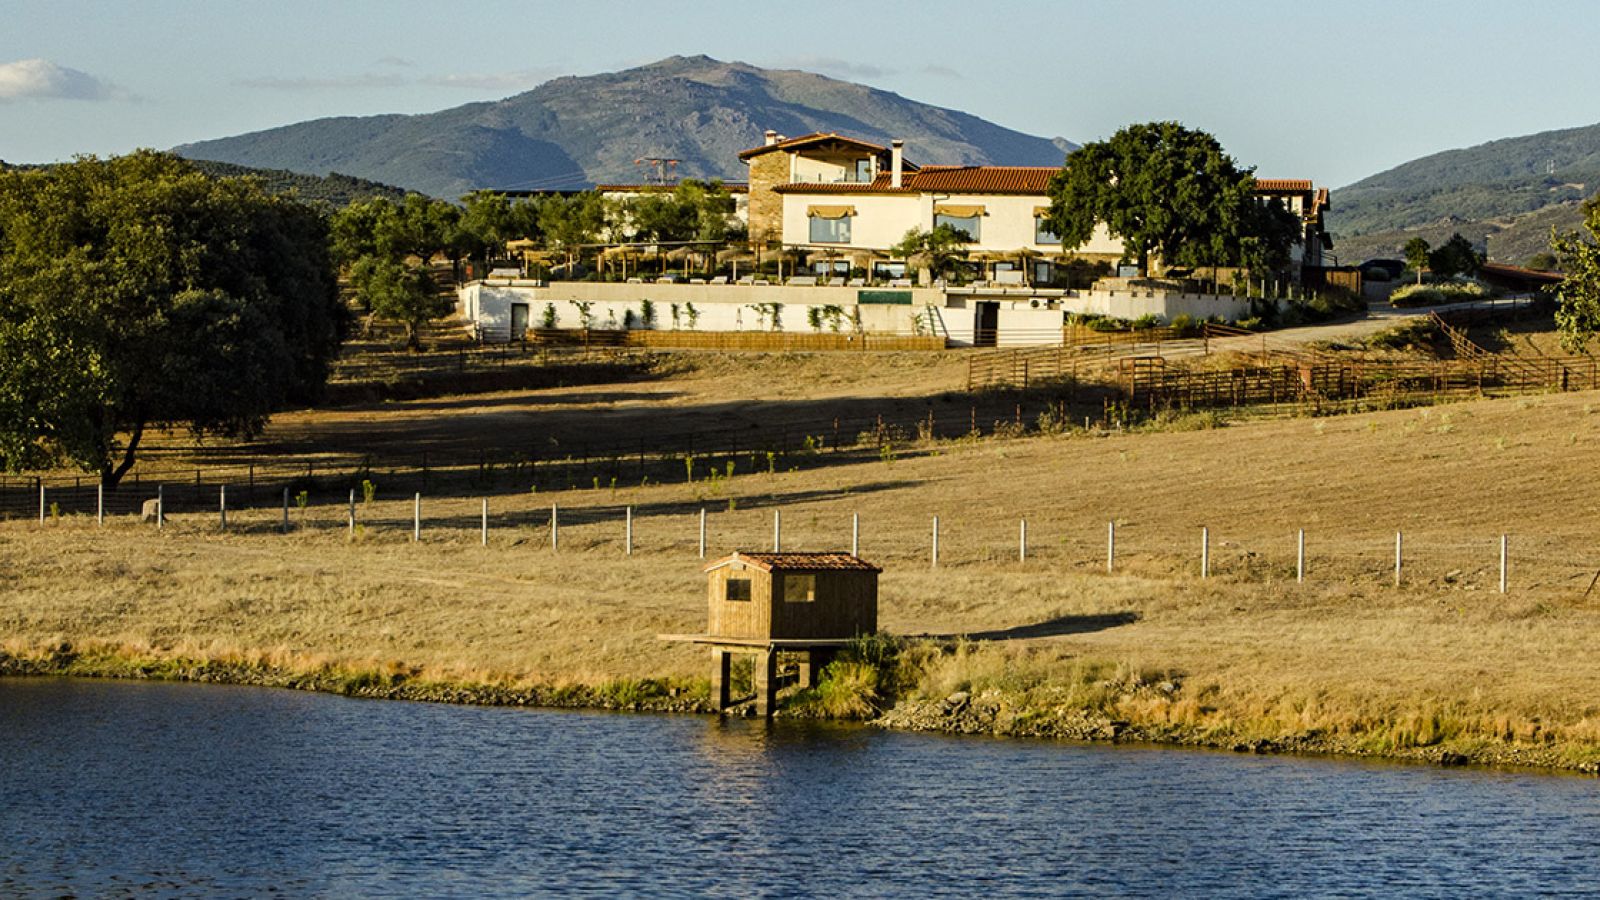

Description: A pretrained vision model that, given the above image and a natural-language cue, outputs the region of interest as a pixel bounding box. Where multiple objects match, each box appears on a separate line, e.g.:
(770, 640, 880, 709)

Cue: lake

(2, 678, 1597, 897)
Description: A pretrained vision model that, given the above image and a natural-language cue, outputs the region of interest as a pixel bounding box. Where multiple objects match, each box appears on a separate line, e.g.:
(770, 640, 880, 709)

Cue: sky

(3, 0, 1598, 188)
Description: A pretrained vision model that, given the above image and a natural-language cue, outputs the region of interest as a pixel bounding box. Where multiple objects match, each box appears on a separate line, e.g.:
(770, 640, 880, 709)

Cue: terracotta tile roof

(905, 165, 1059, 194)
(704, 551, 882, 573)
(1254, 178, 1314, 193)
(773, 177, 913, 195)
(739, 132, 889, 160)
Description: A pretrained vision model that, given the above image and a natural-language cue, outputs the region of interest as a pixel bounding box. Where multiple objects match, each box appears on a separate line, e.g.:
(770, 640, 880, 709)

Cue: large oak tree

(0, 151, 343, 486)
(1042, 121, 1297, 276)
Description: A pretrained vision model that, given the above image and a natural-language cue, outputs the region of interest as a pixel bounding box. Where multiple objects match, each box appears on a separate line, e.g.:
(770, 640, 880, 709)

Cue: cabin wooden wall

(770, 572, 877, 639)
(707, 564, 773, 639)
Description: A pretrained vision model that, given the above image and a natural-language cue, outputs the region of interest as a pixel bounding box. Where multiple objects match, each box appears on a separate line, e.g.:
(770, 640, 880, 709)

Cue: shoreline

(5, 644, 1596, 777)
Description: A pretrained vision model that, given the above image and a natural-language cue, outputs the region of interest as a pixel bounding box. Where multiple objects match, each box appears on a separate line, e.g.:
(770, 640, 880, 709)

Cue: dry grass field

(8, 355, 1600, 767)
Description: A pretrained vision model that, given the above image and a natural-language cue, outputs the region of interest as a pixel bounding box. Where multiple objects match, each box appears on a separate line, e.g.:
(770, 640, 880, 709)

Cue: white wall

(460, 280, 1262, 346)
(777, 188, 1122, 257)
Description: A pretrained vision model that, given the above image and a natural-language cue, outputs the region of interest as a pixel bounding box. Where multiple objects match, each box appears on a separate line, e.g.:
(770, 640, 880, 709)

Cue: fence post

(1297, 529, 1305, 584)
(1499, 534, 1508, 594)
(157, 485, 164, 531)
(851, 512, 860, 557)
(773, 509, 781, 552)
(38, 482, 45, 526)
(96, 479, 104, 527)
(219, 485, 227, 530)
(931, 515, 940, 568)
(281, 488, 289, 534)
(348, 489, 356, 537)
(1201, 526, 1210, 578)
(699, 508, 707, 559)
(625, 506, 633, 556)
(1394, 531, 1403, 588)
(551, 503, 559, 551)
(481, 498, 489, 547)
(1019, 518, 1027, 562)
(413, 493, 421, 542)
(1107, 521, 1116, 573)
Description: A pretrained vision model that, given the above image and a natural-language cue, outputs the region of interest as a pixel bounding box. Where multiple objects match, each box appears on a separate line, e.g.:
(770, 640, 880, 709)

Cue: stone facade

(746, 152, 789, 246)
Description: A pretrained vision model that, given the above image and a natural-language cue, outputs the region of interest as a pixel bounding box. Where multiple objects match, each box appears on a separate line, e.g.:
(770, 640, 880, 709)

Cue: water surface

(2, 679, 1598, 897)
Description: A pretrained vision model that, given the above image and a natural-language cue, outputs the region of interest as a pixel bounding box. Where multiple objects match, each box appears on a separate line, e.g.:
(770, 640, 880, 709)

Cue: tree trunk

(100, 420, 145, 491)
(406, 321, 422, 352)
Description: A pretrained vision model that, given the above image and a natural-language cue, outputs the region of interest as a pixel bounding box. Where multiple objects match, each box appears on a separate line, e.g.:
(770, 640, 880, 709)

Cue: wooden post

(1394, 531, 1403, 588)
(281, 487, 289, 534)
(481, 498, 489, 547)
(96, 479, 103, 527)
(1297, 529, 1305, 584)
(1201, 526, 1209, 578)
(1107, 521, 1116, 573)
(625, 506, 633, 555)
(38, 482, 45, 525)
(157, 485, 164, 531)
(219, 485, 227, 530)
(851, 512, 860, 557)
(698, 508, 706, 559)
(550, 503, 559, 551)
(348, 489, 356, 537)
(711, 648, 732, 712)
(754, 649, 777, 717)
(773, 509, 781, 552)
(1019, 518, 1027, 562)
(413, 493, 421, 542)
(1499, 534, 1508, 594)
(931, 515, 940, 568)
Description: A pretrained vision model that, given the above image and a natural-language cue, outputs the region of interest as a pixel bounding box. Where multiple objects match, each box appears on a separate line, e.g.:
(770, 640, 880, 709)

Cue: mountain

(174, 55, 1075, 198)
(1330, 122, 1600, 264)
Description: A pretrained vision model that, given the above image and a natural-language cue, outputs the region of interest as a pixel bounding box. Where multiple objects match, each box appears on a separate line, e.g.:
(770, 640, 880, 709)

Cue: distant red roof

(774, 165, 1058, 196)
(704, 552, 882, 573)
(1254, 179, 1314, 193)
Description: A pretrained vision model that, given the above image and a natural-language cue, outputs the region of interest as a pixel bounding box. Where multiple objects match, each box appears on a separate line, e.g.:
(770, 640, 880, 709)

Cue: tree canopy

(1428, 233, 1482, 281)
(1403, 237, 1432, 285)
(1553, 199, 1600, 352)
(0, 151, 343, 485)
(1042, 122, 1298, 275)
(892, 225, 970, 282)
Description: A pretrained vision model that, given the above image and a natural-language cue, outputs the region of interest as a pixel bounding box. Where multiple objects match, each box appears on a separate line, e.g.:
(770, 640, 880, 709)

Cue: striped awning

(807, 205, 857, 219)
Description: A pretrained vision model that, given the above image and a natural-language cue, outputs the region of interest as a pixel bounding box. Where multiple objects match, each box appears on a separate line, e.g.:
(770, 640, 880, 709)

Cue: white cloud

(419, 69, 560, 91)
(0, 58, 124, 102)
(778, 56, 896, 81)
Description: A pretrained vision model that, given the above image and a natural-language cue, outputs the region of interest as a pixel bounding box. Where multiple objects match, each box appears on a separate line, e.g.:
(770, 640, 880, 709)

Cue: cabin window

(783, 574, 816, 603)
(725, 578, 752, 602)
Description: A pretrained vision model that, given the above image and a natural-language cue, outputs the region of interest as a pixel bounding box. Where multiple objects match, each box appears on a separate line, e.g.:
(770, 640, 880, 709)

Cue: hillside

(2, 157, 409, 207)
(174, 55, 1075, 198)
(1330, 121, 1600, 262)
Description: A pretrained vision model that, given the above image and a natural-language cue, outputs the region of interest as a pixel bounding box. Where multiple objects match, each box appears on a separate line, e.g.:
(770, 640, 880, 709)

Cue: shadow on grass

(915, 611, 1140, 643)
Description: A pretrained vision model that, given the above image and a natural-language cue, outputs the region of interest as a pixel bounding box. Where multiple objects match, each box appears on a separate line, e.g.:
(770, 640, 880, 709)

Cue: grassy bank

(10, 386, 1600, 771)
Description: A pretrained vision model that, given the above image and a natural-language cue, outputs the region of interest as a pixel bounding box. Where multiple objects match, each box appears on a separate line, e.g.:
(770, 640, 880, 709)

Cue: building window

(934, 214, 980, 242)
(783, 574, 816, 603)
(852, 158, 873, 183)
(810, 215, 852, 244)
(725, 578, 752, 602)
(1035, 217, 1062, 245)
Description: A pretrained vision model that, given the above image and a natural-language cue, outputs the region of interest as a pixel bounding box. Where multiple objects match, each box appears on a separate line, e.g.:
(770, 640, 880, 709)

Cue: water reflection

(3, 678, 1599, 897)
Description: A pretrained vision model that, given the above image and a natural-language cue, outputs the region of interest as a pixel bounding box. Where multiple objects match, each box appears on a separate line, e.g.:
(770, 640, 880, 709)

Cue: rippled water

(2, 679, 1599, 897)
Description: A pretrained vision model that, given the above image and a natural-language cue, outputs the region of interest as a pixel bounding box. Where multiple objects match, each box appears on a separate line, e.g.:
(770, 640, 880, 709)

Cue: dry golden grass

(11, 351, 1600, 764)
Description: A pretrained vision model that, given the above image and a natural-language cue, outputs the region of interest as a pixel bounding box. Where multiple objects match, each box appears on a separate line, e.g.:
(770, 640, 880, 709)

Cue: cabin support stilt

(711, 647, 732, 711)
(753, 649, 777, 717)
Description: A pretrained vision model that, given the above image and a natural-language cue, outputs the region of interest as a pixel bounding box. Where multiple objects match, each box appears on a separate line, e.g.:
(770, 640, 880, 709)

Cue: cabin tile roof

(704, 551, 882, 573)
(906, 165, 1059, 194)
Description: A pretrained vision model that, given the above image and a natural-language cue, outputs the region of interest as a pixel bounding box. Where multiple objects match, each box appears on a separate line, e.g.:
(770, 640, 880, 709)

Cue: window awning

(1033, 206, 1052, 217)
(934, 204, 986, 218)
(807, 205, 857, 219)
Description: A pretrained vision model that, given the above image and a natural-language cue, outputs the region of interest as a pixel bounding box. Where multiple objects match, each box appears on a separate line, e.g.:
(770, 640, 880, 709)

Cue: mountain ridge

(175, 55, 1076, 198)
